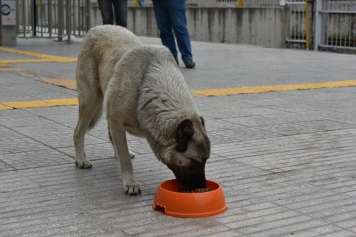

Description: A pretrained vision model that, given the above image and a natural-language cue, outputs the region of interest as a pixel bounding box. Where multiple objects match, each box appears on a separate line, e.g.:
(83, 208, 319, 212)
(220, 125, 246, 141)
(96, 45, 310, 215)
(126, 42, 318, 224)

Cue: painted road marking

(0, 98, 79, 110)
(37, 78, 77, 90)
(28, 78, 356, 97)
(0, 46, 77, 66)
(0, 104, 13, 110)
(191, 80, 356, 97)
(0, 67, 24, 72)
(1, 80, 356, 111)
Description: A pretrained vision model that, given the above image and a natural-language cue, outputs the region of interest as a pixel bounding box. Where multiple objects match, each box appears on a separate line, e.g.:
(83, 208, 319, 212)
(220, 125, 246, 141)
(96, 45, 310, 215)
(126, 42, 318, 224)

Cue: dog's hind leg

(73, 98, 103, 168)
(73, 60, 103, 169)
(108, 121, 141, 195)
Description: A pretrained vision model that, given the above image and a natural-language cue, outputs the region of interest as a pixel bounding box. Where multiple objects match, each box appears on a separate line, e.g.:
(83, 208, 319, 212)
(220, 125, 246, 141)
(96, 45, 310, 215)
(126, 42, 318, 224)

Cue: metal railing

(17, 0, 91, 43)
(243, 0, 280, 6)
(315, 0, 356, 52)
(285, 0, 311, 50)
(130, 0, 240, 7)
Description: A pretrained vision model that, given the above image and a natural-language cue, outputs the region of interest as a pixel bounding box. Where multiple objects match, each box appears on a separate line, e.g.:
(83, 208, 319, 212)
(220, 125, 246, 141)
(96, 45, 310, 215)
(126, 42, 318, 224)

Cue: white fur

(73, 25, 210, 195)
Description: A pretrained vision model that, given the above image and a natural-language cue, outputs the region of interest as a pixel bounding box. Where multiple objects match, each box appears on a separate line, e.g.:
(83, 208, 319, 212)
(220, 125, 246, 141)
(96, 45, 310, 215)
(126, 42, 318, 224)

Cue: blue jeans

(152, 0, 193, 61)
(98, 0, 127, 27)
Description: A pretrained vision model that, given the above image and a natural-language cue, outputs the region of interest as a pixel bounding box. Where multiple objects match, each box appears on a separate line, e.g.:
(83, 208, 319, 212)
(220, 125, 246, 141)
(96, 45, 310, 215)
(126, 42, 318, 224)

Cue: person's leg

(112, 0, 127, 27)
(97, 0, 114, 25)
(152, 0, 178, 60)
(165, 0, 193, 62)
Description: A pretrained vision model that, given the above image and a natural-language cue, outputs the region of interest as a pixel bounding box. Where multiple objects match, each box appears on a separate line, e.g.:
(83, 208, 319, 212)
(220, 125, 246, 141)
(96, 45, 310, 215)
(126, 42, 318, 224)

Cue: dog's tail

(87, 104, 103, 131)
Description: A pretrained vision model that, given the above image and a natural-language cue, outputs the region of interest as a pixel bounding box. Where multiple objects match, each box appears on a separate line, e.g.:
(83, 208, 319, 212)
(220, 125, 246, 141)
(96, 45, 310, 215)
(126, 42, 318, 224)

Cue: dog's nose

(180, 172, 207, 191)
(168, 163, 207, 191)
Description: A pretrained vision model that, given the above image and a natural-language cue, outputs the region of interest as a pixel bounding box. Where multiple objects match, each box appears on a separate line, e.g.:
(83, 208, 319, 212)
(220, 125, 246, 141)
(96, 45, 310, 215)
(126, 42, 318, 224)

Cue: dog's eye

(200, 117, 205, 127)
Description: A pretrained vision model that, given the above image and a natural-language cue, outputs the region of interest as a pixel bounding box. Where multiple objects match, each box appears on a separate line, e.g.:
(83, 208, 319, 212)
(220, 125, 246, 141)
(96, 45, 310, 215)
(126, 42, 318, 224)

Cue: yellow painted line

(0, 46, 53, 58)
(37, 78, 77, 90)
(0, 104, 13, 110)
(1, 80, 356, 111)
(0, 46, 77, 60)
(42, 56, 77, 63)
(41, 98, 78, 106)
(0, 67, 24, 72)
(191, 80, 356, 97)
(0, 98, 78, 110)
(0, 46, 77, 66)
(0, 59, 51, 66)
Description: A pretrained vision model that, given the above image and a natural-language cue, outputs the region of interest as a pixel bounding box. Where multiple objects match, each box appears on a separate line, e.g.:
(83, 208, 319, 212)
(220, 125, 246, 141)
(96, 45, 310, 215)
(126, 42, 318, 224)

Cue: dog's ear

(176, 119, 194, 152)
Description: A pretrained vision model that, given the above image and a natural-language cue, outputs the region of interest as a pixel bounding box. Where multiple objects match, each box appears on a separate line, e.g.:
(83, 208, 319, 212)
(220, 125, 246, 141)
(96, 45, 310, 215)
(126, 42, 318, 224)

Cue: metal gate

(285, 0, 314, 50)
(315, 0, 356, 52)
(17, 0, 91, 43)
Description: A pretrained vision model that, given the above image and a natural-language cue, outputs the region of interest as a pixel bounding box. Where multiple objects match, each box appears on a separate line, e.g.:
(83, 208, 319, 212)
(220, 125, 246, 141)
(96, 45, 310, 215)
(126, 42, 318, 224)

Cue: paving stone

(57, 143, 116, 162)
(317, 230, 356, 237)
(12, 123, 105, 149)
(295, 120, 356, 132)
(126, 219, 225, 237)
(248, 220, 330, 237)
(1, 149, 73, 169)
(316, 205, 356, 221)
(277, 225, 347, 237)
(211, 126, 282, 142)
(190, 229, 245, 236)
(214, 203, 289, 224)
(258, 123, 320, 136)
(291, 196, 356, 216)
(0, 115, 53, 128)
(317, 111, 356, 125)
(157, 223, 232, 237)
(0, 160, 15, 171)
(0, 89, 35, 102)
(225, 115, 287, 127)
(231, 213, 314, 233)
(3, 222, 113, 237)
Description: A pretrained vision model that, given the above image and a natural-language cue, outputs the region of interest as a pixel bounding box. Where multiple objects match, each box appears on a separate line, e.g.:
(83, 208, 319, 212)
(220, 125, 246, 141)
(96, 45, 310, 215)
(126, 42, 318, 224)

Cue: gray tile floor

(1, 36, 356, 236)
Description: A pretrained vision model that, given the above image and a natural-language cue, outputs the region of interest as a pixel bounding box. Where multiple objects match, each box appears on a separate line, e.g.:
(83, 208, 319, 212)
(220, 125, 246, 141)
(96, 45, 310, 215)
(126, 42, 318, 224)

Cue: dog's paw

(123, 181, 141, 195)
(75, 159, 92, 169)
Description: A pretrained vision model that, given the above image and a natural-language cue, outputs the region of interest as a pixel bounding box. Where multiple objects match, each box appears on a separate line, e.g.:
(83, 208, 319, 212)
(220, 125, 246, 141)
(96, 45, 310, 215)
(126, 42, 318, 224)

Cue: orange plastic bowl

(152, 179, 227, 218)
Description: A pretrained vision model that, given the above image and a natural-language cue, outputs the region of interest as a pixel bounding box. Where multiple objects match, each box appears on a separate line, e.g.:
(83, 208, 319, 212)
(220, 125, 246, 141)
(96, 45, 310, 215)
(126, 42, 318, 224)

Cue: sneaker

(183, 59, 195, 68)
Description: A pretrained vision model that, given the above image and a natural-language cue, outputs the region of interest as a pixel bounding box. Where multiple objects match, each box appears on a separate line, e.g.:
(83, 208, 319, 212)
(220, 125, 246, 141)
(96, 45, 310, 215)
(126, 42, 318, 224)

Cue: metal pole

(33, 0, 37, 36)
(66, 0, 71, 43)
(22, 0, 26, 38)
(48, 0, 52, 37)
(305, 0, 310, 50)
(72, 0, 76, 37)
(39, 0, 43, 37)
(314, 0, 322, 50)
(58, 0, 63, 41)
(16, 0, 19, 34)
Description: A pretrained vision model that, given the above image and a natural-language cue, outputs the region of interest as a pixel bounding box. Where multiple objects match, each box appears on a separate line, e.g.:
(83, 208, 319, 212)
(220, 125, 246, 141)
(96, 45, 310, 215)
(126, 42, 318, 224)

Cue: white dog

(73, 25, 210, 195)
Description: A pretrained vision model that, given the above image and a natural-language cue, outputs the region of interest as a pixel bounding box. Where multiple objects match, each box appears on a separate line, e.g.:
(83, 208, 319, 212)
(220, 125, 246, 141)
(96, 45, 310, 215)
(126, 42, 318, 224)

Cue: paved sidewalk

(1, 35, 356, 236)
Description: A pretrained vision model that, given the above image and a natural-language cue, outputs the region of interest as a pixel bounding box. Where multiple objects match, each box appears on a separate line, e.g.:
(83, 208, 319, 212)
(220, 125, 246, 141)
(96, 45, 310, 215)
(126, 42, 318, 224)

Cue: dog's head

(163, 117, 211, 191)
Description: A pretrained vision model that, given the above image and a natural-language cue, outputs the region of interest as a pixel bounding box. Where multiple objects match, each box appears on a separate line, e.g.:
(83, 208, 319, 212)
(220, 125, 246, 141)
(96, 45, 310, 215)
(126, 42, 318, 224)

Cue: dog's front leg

(108, 121, 141, 195)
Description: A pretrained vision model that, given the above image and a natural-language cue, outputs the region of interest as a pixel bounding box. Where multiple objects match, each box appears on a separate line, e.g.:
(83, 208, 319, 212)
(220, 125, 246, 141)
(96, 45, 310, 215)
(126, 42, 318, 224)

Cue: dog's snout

(167, 162, 207, 191)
